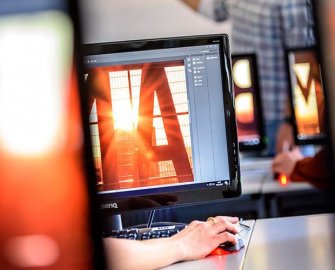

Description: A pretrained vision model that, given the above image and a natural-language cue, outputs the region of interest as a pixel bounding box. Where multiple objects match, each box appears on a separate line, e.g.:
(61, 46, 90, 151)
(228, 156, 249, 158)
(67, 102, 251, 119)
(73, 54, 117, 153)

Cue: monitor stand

(109, 214, 123, 231)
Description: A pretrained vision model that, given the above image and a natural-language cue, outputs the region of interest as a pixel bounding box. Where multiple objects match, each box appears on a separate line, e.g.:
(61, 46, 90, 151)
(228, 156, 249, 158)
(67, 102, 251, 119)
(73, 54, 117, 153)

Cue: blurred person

(272, 147, 334, 189)
(104, 216, 240, 270)
(181, 0, 316, 156)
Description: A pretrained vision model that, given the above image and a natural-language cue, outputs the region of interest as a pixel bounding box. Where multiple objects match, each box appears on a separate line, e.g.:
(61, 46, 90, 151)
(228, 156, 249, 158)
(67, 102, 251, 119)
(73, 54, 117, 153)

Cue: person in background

(181, 0, 316, 156)
(104, 216, 240, 270)
(272, 147, 334, 189)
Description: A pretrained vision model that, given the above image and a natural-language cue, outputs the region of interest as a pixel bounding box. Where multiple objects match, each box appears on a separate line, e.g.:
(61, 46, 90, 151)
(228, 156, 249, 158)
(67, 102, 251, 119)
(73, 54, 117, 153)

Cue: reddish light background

(0, 69, 94, 270)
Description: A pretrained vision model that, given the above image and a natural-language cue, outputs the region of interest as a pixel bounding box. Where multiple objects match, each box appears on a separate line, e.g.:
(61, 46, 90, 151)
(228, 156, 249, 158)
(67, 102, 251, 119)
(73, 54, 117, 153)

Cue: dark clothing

(291, 148, 334, 189)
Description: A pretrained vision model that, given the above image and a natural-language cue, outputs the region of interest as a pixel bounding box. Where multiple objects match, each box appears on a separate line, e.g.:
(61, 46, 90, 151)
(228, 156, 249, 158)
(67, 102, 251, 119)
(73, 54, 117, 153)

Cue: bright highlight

(5, 234, 60, 267)
(0, 12, 73, 156)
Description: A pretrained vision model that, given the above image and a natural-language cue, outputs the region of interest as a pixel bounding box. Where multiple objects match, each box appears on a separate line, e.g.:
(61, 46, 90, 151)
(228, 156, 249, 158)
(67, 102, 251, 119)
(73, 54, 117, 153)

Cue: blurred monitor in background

(232, 54, 267, 153)
(0, 1, 105, 269)
(286, 47, 327, 146)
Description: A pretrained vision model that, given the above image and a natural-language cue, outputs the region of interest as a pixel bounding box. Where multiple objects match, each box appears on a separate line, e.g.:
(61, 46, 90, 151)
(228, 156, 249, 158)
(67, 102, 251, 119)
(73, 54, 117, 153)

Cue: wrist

(165, 236, 186, 264)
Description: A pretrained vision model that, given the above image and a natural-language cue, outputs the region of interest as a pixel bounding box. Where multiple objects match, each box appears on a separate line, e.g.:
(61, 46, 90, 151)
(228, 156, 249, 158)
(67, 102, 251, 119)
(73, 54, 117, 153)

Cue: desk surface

(161, 214, 335, 270)
(262, 173, 315, 193)
(160, 220, 255, 270)
(240, 157, 271, 195)
(243, 213, 335, 270)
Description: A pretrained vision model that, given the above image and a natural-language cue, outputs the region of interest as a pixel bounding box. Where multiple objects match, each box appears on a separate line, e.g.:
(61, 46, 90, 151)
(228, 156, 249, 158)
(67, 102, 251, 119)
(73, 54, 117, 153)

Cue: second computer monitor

(286, 47, 327, 145)
(231, 54, 266, 152)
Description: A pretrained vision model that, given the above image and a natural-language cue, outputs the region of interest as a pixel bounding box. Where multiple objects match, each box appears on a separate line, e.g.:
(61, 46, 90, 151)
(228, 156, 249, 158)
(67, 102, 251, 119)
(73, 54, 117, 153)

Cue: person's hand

(275, 122, 295, 154)
(272, 148, 304, 176)
(171, 216, 239, 261)
(103, 216, 239, 270)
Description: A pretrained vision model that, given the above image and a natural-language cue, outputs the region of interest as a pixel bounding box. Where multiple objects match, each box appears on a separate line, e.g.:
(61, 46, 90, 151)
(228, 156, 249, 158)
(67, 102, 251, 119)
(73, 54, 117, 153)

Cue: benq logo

(101, 203, 118, 209)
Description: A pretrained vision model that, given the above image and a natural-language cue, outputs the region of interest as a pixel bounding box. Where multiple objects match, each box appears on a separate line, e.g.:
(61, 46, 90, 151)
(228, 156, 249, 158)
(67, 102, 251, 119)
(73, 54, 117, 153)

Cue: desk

(241, 171, 267, 195)
(240, 157, 271, 195)
(160, 220, 255, 270)
(262, 173, 315, 194)
(261, 174, 335, 217)
(162, 214, 335, 270)
(243, 214, 335, 270)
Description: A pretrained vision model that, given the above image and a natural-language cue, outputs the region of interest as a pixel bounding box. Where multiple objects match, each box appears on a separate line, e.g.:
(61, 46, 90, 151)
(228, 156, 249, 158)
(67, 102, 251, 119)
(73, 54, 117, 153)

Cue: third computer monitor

(286, 47, 327, 145)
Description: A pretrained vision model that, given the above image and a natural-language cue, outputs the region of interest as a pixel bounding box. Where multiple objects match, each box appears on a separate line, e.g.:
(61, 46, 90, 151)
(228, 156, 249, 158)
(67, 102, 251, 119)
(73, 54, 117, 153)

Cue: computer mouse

(219, 235, 245, 252)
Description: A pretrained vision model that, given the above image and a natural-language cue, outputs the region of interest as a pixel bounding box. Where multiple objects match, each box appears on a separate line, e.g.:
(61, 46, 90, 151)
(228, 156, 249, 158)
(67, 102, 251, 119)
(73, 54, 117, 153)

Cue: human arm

(289, 148, 334, 189)
(103, 216, 239, 270)
(275, 121, 295, 154)
(272, 147, 334, 189)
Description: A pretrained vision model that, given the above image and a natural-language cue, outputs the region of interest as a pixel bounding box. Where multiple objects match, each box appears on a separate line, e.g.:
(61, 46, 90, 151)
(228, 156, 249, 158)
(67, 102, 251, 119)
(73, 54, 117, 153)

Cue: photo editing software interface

(231, 54, 265, 150)
(287, 48, 327, 144)
(84, 39, 236, 200)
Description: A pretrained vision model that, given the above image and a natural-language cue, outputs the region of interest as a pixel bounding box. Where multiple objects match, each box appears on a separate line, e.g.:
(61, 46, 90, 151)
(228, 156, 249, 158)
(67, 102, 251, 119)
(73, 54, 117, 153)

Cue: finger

(272, 158, 280, 171)
(272, 154, 285, 170)
(217, 231, 237, 245)
(272, 162, 282, 173)
(217, 216, 239, 224)
(211, 219, 239, 234)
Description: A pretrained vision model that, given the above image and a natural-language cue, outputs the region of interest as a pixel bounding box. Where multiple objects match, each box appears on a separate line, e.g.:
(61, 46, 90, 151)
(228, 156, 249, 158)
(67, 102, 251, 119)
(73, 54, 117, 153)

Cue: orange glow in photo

(86, 62, 194, 191)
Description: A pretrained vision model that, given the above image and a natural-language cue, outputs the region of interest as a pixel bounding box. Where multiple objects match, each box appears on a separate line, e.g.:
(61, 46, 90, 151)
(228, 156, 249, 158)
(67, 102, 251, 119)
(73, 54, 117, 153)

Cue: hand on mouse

(103, 216, 240, 270)
(170, 216, 239, 261)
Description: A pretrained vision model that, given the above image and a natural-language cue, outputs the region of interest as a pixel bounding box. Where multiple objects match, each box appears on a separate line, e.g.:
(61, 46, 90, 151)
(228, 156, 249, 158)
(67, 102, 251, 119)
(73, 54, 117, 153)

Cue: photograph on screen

(286, 47, 327, 144)
(231, 54, 266, 151)
(85, 61, 194, 191)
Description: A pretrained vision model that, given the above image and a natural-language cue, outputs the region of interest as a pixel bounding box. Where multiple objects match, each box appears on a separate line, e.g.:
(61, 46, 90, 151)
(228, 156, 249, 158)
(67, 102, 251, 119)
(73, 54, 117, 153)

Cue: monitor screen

(82, 34, 241, 216)
(231, 54, 266, 152)
(286, 47, 327, 145)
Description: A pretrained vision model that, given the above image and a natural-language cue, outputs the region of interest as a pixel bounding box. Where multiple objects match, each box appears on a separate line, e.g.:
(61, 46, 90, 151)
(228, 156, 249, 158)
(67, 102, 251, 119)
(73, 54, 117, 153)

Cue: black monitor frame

(285, 46, 327, 146)
(314, 0, 335, 179)
(82, 34, 241, 216)
(231, 53, 267, 152)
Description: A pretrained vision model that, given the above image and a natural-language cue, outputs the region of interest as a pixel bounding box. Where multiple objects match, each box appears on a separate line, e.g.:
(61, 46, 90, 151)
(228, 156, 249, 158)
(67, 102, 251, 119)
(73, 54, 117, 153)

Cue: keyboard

(107, 224, 187, 240)
(106, 222, 250, 241)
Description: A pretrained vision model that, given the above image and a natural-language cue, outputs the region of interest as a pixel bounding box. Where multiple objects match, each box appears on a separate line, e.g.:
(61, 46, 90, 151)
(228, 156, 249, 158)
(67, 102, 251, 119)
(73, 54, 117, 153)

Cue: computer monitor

(231, 54, 266, 152)
(286, 47, 327, 145)
(315, 0, 335, 177)
(82, 34, 241, 223)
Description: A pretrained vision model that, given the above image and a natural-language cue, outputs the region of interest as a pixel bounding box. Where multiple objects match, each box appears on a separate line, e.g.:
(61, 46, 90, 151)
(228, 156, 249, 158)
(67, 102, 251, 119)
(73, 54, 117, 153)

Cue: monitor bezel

(231, 53, 267, 152)
(82, 34, 241, 215)
(314, 0, 335, 178)
(285, 46, 328, 146)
